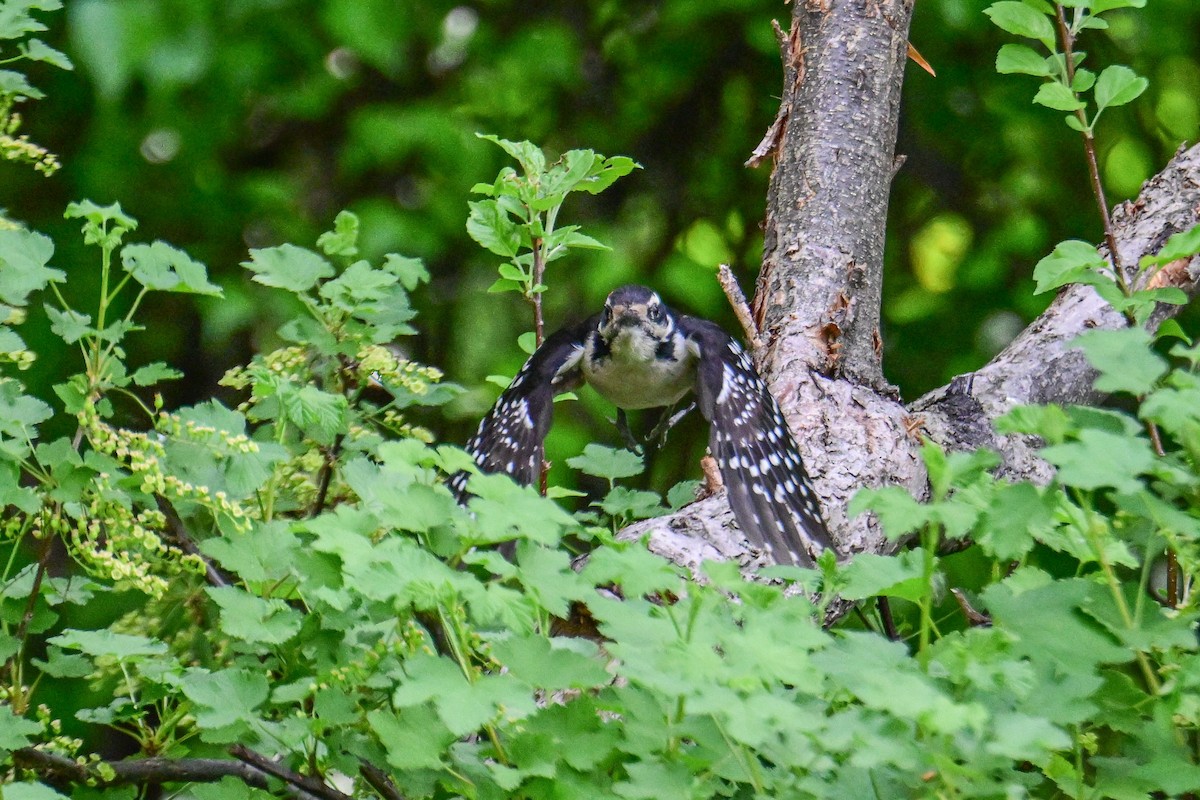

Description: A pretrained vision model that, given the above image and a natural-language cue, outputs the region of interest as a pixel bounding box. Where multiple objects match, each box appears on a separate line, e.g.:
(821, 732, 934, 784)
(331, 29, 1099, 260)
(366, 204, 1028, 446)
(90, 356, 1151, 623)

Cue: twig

(876, 597, 899, 640)
(950, 589, 992, 627)
(531, 238, 546, 349)
(12, 747, 269, 791)
(312, 433, 346, 518)
(1053, 4, 1133, 310)
(716, 264, 763, 351)
(359, 760, 405, 800)
(230, 745, 353, 800)
(747, 19, 799, 168)
(15, 528, 55, 646)
(700, 454, 723, 497)
(1056, 3, 1185, 608)
(530, 240, 548, 495)
(154, 494, 232, 588)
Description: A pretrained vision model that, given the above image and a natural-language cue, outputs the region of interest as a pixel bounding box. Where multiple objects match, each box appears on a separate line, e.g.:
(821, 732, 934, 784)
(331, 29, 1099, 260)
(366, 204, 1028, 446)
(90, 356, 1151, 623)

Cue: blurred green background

(3, 0, 1198, 489)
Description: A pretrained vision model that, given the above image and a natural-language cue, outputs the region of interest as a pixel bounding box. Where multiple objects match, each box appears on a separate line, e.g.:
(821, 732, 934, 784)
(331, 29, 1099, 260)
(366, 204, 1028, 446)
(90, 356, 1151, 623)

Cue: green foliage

(0, 0, 69, 175)
(988, 0, 1147, 135)
(3, 157, 1198, 800)
(467, 135, 637, 292)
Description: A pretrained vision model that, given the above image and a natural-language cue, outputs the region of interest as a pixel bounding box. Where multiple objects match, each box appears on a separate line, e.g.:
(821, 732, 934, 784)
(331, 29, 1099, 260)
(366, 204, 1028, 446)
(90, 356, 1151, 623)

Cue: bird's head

(598, 285, 674, 347)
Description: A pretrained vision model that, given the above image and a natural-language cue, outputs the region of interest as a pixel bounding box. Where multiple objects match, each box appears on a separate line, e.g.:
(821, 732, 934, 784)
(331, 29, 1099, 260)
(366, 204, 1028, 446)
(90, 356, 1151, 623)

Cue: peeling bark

(621, 0, 1200, 573)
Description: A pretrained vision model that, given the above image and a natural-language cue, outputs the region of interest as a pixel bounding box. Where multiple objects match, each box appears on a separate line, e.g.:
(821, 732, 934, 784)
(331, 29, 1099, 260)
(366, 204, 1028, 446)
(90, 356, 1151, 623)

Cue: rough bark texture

(621, 1, 1200, 572)
(755, 0, 913, 391)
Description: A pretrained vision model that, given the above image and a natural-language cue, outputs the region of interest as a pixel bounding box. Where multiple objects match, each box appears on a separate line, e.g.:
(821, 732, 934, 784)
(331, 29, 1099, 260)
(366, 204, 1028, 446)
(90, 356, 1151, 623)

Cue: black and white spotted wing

(449, 318, 595, 501)
(683, 317, 834, 567)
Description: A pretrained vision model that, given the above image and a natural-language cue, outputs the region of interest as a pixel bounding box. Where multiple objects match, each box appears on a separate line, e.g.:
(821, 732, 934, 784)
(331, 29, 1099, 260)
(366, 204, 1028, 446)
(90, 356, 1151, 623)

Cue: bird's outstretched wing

(450, 318, 595, 501)
(682, 316, 835, 566)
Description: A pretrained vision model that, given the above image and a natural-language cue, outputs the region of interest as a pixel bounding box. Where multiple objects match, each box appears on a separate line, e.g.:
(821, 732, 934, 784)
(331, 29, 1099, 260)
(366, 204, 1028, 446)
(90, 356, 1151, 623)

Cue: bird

(450, 285, 835, 567)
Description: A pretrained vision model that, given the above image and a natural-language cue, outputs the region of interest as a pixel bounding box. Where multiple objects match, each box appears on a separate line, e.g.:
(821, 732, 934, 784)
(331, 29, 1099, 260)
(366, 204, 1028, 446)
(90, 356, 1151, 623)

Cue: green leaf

(614, 758, 694, 799)
(382, 253, 429, 290)
(566, 443, 644, 480)
(1073, 328, 1167, 395)
(493, 635, 610, 690)
(0, 1, 59, 40)
(180, 668, 269, 730)
(131, 361, 183, 386)
(1065, 114, 1088, 132)
(1032, 240, 1107, 293)
(0, 461, 40, 513)
(318, 260, 397, 307)
(849, 485, 931, 540)
(666, 480, 700, 510)
(982, 576, 1131, 668)
(242, 244, 334, 293)
(279, 385, 348, 445)
(517, 330, 537, 354)
(63, 200, 137, 245)
(200, 521, 299, 583)
(577, 155, 640, 194)
(477, 134, 547, 176)
(1094, 65, 1148, 111)
(43, 305, 92, 344)
(122, 242, 223, 296)
(206, 586, 303, 645)
(984, 2, 1056, 45)
(1092, 0, 1146, 10)
(19, 38, 72, 70)
(1041, 429, 1156, 493)
(0, 704, 42, 752)
(581, 543, 682, 597)
(976, 482, 1053, 561)
(995, 43, 1050, 76)
(466, 199, 521, 259)
(838, 549, 930, 602)
(0, 68, 42, 98)
(315, 210, 359, 258)
(1140, 224, 1200, 268)
(599, 486, 667, 520)
(0, 229, 62, 306)
(2, 784, 69, 800)
(1033, 81, 1085, 112)
(31, 646, 93, 678)
(1153, 319, 1192, 345)
(1071, 68, 1096, 92)
(50, 628, 168, 659)
(985, 712, 1071, 761)
(368, 706, 455, 770)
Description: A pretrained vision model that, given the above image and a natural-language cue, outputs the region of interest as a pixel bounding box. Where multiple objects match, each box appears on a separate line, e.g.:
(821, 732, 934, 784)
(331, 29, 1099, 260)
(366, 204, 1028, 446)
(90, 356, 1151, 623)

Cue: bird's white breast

(583, 328, 695, 410)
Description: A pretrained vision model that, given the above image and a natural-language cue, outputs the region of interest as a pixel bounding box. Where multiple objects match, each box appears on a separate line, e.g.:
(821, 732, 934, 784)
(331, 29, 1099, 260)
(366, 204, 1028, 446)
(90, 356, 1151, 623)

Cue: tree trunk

(621, 1, 1200, 573)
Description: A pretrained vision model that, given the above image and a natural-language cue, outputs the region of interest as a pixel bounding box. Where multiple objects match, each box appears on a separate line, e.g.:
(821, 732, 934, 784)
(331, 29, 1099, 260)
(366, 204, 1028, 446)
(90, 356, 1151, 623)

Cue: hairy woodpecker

(451, 285, 835, 566)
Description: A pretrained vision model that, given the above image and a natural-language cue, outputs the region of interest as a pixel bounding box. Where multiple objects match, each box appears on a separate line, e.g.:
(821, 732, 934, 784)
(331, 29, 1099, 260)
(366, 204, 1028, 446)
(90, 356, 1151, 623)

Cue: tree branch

(12, 747, 269, 791)
(230, 744, 353, 800)
(155, 494, 232, 588)
(359, 760, 405, 800)
(627, 142, 1200, 573)
(621, 0, 1200, 584)
(754, 0, 913, 390)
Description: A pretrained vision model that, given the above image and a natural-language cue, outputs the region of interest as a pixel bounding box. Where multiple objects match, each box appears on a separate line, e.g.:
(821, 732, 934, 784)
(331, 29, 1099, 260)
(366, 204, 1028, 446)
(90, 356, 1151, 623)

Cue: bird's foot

(648, 401, 696, 448)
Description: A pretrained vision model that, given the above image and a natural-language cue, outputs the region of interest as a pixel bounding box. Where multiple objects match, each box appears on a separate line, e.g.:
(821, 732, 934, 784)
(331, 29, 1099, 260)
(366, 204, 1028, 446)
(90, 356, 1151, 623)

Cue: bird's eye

(647, 304, 663, 322)
(602, 306, 613, 324)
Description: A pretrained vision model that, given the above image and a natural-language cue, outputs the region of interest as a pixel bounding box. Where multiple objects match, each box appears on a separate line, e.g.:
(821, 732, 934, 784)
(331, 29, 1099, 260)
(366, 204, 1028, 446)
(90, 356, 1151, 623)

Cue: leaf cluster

(0, 0, 71, 175)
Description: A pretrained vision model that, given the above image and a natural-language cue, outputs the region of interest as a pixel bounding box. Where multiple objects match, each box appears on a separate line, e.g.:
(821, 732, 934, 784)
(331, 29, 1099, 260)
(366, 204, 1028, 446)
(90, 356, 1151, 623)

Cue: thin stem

(1072, 492, 1162, 696)
(917, 528, 939, 664)
(1145, 421, 1180, 607)
(530, 238, 545, 347)
(877, 596, 899, 640)
(1053, 4, 1133, 311)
